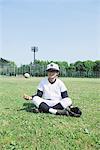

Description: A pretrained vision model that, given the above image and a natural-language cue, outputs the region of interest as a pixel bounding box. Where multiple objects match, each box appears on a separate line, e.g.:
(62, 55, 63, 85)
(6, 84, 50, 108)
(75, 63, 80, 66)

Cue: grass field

(0, 77, 100, 150)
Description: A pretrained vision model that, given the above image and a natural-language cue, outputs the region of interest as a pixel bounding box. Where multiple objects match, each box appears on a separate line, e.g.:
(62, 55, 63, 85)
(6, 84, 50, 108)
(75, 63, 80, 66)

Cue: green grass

(0, 77, 100, 150)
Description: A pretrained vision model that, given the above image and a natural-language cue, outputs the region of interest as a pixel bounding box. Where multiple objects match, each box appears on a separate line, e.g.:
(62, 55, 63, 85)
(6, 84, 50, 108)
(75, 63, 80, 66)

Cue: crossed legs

(32, 96, 72, 114)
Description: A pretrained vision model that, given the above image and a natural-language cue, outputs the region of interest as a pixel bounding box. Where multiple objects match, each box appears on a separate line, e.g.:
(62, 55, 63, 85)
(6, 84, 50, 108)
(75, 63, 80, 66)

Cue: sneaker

(66, 107, 82, 117)
(56, 109, 69, 116)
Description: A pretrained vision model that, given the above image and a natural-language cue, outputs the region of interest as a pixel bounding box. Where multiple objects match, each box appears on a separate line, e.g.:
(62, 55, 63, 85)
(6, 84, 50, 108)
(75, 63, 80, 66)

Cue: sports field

(0, 77, 100, 150)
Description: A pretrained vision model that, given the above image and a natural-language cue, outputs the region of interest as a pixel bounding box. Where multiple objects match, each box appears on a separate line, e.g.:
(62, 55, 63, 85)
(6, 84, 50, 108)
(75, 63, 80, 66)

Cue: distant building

(0, 58, 10, 65)
(0, 58, 10, 75)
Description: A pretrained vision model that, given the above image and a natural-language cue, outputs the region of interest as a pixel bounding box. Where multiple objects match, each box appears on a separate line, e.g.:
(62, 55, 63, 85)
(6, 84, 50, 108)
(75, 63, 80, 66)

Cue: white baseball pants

(32, 96, 72, 109)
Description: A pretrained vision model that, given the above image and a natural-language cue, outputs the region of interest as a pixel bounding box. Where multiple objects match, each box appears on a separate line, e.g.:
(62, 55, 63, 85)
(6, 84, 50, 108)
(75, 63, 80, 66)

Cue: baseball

(24, 73, 30, 78)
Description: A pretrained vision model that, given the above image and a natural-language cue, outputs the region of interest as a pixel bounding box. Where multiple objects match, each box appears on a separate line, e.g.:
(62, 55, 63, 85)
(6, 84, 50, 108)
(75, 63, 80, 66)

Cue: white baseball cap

(46, 63, 59, 71)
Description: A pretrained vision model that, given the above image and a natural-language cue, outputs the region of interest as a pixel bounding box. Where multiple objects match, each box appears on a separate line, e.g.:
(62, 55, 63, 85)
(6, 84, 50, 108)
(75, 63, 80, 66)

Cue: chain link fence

(0, 64, 100, 78)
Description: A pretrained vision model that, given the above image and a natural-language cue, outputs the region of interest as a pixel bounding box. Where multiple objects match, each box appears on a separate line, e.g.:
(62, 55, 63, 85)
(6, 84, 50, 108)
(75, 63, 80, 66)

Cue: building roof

(0, 58, 10, 63)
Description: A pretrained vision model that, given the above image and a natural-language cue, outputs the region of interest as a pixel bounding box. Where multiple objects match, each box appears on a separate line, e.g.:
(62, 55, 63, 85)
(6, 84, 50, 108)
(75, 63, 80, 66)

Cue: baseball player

(23, 63, 82, 117)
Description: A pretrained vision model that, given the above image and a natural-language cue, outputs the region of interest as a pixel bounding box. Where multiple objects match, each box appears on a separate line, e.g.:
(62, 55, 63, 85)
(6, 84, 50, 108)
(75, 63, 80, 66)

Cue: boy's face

(47, 70, 58, 79)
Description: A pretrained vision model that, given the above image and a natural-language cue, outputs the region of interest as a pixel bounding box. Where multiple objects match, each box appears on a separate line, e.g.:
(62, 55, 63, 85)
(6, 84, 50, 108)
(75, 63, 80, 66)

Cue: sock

(49, 108, 57, 114)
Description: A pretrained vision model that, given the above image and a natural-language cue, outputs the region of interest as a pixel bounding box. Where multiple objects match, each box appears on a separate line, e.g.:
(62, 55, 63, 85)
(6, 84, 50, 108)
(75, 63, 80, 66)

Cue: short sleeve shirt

(37, 77, 67, 100)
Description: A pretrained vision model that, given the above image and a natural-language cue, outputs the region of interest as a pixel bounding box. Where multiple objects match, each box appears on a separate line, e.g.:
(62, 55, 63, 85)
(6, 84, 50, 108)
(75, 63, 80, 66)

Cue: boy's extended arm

(23, 89, 43, 100)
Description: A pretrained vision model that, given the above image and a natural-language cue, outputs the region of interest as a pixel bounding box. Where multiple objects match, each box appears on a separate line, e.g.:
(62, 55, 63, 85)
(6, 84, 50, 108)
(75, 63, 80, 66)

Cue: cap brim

(46, 68, 59, 71)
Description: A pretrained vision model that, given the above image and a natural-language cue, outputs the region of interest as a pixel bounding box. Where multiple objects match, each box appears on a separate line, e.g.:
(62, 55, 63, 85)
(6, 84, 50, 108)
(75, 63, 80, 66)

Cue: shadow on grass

(17, 103, 37, 113)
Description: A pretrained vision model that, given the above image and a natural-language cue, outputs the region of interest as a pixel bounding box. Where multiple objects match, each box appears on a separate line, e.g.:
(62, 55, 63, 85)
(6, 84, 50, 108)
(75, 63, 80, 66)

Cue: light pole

(31, 46, 38, 64)
(31, 46, 38, 76)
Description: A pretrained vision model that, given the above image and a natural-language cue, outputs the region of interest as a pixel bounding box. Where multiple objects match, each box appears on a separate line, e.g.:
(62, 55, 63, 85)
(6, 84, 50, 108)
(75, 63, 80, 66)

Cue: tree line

(0, 58, 100, 77)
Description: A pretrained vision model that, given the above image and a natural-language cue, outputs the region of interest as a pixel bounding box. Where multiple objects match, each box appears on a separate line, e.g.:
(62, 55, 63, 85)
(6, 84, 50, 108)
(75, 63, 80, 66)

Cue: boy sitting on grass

(23, 63, 82, 117)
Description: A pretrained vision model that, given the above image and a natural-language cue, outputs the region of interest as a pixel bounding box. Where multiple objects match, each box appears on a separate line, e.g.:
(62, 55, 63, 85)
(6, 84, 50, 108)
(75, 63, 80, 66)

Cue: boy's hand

(23, 94, 32, 100)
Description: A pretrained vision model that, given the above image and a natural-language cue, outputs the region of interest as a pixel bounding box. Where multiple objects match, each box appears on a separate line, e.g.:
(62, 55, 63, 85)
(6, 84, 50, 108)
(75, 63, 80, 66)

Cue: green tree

(93, 60, 100, 72)
(83, 60, 96, 77)
(74, 61, 85, 76)
(93, 60, 100, 77)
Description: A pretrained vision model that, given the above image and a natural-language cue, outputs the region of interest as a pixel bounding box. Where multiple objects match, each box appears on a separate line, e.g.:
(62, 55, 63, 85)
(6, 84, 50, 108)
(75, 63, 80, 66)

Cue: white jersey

(37, 77, 67, 100)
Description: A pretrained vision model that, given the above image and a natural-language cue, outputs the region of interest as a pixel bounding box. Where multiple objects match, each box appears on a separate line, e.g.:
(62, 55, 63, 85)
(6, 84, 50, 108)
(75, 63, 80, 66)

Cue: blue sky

(0, 0, 100, 66)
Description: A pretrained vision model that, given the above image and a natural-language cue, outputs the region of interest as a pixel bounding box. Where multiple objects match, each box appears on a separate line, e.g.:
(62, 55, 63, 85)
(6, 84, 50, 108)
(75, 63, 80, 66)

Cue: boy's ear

(57, 72, 59, 76)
